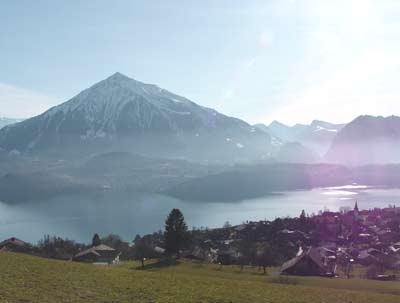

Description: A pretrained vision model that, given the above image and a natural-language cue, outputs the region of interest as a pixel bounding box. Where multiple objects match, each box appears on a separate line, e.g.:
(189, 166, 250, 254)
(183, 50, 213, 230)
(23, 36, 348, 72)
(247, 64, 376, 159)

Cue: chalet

(73, 244, 120, 264)
(280, 247, 336, 276)
(0, 237, 30, 252)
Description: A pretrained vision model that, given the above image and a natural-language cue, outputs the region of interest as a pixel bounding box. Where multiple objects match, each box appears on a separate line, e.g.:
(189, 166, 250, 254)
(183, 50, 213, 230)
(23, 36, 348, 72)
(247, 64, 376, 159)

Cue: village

(1, 202, 400, 281)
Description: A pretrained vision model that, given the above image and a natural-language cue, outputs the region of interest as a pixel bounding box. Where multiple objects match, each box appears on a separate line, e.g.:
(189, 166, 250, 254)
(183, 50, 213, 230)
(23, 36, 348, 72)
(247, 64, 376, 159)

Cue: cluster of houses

(276, 203, 399, 278)
(170, 202, 400, 279)
(1, 202, 399, 280)
(292, 202, 400, 278)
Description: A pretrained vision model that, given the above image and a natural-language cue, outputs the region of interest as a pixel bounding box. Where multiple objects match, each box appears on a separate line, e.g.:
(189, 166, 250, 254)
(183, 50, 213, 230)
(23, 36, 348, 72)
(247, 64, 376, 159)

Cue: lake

(1, 185, 399, 243)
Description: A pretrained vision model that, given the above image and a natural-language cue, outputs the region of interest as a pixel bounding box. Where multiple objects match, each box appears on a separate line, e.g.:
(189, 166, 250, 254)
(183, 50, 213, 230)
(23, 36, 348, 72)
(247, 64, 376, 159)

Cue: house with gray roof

(280, 247, 336, 276)
(73, 244, 120, 264)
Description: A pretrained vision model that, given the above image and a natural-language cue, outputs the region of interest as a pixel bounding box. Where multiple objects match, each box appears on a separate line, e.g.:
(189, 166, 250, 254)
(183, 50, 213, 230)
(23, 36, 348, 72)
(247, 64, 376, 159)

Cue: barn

(280, 247, 335, 276)
(0, 237, 30, 252)
(73, 244, 120, 264)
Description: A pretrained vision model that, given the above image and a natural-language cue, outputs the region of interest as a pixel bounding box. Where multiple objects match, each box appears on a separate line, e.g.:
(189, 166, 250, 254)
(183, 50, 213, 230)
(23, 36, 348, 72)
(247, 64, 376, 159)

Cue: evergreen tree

(133, 234, 142, 246)
(299, 209, 307, 229)
(92, 233, 101, 246)
(299, 209, 306, 222)
(164, 208, 188, 257)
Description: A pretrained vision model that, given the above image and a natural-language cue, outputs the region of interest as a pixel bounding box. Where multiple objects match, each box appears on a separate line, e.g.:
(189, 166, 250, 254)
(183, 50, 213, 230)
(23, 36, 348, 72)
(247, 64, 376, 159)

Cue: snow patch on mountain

(314, 125, 338, 132)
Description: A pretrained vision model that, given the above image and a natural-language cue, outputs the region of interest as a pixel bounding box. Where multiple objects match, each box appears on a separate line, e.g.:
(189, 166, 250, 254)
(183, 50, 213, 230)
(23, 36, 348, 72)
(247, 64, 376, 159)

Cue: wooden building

(280, 247, 335, 276)
(0, 237, 30, 252)
(73, 244, 120, 264)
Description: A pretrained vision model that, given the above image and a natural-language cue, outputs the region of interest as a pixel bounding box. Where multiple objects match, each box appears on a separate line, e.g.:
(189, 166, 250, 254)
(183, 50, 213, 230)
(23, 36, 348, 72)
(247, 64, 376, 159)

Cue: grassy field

(0, 252, 399, 303)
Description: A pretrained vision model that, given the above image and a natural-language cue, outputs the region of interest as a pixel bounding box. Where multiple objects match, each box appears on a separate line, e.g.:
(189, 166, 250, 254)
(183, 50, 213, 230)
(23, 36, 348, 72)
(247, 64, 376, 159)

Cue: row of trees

(30, 208, 285, 271)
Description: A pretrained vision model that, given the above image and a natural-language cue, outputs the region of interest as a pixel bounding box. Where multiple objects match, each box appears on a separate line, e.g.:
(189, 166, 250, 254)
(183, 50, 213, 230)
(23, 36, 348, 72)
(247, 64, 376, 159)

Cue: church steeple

(353, 200, 359, 219)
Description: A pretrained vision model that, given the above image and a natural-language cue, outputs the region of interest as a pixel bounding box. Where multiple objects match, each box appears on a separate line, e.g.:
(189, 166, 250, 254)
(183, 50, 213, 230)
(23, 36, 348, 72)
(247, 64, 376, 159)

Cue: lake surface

(1, 185, 399, 243)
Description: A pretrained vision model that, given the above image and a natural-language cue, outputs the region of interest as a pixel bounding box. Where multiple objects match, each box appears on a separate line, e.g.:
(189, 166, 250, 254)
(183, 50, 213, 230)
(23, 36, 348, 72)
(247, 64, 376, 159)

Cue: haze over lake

(1, 185, 399, 243)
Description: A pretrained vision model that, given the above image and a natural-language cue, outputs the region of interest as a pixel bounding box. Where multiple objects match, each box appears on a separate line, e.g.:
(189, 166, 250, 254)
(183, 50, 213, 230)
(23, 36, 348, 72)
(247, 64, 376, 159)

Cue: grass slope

(0, 252, 399, 303)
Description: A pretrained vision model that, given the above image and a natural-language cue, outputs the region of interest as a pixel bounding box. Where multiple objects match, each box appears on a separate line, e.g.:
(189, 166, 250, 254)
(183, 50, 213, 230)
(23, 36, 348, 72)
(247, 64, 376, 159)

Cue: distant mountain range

(0, 73, 272, 163)
(255, 120, 345, 156)
(255, 115, 400, 166)
(0, 73, 398, 167)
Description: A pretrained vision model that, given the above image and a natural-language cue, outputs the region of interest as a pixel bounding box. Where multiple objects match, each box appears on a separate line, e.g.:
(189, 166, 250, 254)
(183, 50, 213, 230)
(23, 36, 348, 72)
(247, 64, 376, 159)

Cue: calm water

(1, 185, 399, 243)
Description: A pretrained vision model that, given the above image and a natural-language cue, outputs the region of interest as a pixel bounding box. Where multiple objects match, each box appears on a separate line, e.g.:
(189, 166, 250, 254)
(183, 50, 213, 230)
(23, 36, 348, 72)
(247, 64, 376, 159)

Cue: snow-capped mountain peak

(269, 120, 288, 129)
(42, 72, 199, 135)
(254, 119, 347, 157)
(106, 71, 131, 81)
(0, 73, 272, 163)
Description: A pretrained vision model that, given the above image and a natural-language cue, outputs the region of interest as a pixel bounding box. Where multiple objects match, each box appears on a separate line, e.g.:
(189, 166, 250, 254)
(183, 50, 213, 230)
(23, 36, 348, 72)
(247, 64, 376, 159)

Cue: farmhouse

(280, 247, 336, 276)
(0, 237, 30, 252)
(73, 244, 120, 264)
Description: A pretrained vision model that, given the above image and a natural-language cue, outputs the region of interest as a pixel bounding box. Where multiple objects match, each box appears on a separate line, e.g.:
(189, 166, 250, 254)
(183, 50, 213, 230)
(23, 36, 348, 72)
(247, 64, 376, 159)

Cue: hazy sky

(1, 0, 400, 125)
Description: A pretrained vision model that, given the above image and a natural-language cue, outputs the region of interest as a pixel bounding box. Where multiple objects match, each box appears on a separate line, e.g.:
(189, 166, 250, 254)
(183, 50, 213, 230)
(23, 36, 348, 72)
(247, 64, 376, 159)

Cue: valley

(0, 73, 400, 243)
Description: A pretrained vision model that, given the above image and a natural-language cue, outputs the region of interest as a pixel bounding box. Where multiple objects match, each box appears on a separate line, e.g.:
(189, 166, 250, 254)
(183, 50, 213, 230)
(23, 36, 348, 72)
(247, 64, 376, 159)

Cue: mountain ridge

(255, 119, 345, 156)
(0, 73, 272, 163)
(0, 117, 23, 130)
(325, 115, 400, 165)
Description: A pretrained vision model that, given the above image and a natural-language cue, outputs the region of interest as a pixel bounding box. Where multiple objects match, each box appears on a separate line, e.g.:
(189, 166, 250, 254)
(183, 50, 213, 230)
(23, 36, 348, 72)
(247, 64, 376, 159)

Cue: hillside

(274, 142, 319, 163)
(165, 163, 400, 202)
(325, 115, 400, 165)
(0, 117, 22, 129)
(0, 151, 228, 204)
(0, 253, 399, 303)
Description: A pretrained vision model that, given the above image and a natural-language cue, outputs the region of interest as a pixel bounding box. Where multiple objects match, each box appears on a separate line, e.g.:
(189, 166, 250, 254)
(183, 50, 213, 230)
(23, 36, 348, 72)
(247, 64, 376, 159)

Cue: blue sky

(1, 0, 400, 124)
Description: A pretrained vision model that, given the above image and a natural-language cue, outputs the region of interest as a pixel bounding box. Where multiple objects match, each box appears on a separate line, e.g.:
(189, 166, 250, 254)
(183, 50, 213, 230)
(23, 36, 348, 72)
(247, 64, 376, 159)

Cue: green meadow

(0, 252, 399, 303)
